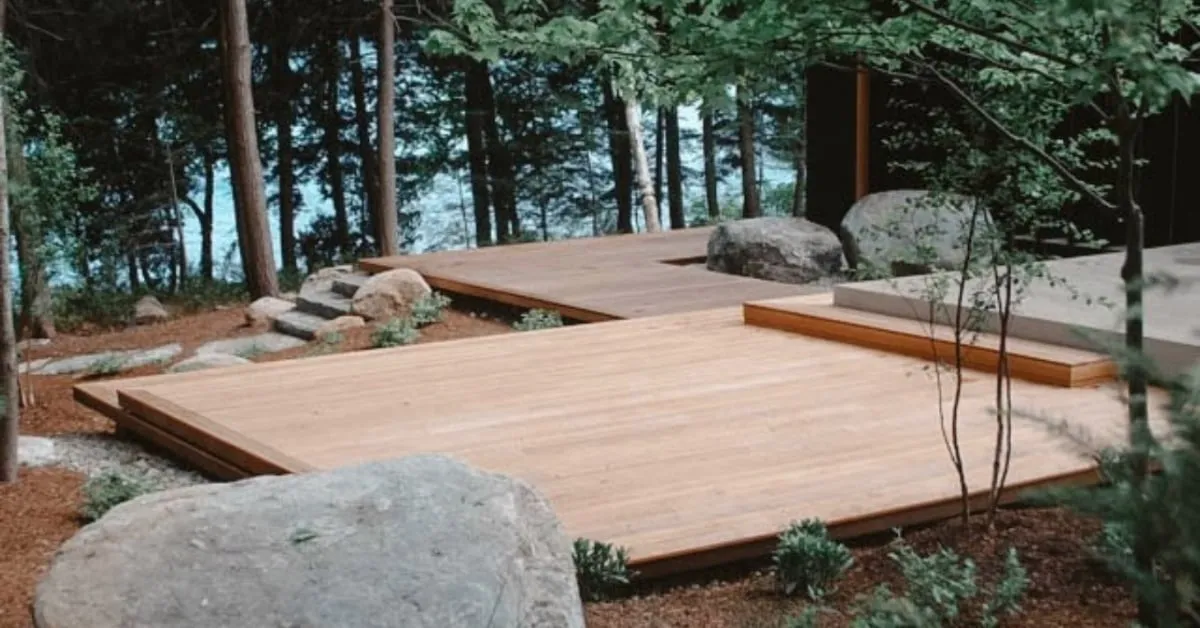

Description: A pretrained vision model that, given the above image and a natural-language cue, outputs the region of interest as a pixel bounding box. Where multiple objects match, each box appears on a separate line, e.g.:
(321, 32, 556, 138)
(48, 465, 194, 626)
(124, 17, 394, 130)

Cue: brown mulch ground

(3, 302, 1134, 627)
(587, 507, 1132, 628)
(0, 468, 85, 628)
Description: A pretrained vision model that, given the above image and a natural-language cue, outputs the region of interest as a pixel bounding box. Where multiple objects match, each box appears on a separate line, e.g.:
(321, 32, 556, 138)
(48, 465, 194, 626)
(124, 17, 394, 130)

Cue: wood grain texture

(78, 307, 1168, 576)
(359, 228, 821, 320)
(744, 295, 1117, 387)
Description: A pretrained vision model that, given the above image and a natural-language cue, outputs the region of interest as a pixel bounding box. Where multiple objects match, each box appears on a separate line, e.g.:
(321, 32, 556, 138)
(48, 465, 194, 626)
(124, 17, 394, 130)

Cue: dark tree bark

(791, 137, 807, 217)
(270, 39, 297, 274)
(0, 10, 19, 480)
(477, 62, 518, 241)
(738, 91, 761, 218)
(464, 59, 494, 247)
(376, 0, 399, 255)
(200, 147, 216, 279)
(6, 125, 55, 338)
(702, 110, 719, 221)
(665, 106, 685, 229)
(349, 37, 380, 237)
(218, 0, 279, 297)
(602, 81, 634, 233)
(322, 38, 349, 252)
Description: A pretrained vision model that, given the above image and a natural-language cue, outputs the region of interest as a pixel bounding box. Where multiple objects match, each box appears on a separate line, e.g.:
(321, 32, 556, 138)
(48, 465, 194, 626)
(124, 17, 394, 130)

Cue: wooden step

(743, 296, 1117, 388)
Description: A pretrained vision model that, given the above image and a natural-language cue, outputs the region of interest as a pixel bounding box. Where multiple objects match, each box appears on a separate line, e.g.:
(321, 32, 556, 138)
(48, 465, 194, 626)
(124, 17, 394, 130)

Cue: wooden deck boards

(744, 294, 1117, 387)
(358, 228, 819, 320)
(76, 307, 1167, 576)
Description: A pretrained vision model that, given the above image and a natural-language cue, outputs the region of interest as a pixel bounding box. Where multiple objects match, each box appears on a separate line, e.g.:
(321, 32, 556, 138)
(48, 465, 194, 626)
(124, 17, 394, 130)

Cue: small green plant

(371, 317, 419, 348)
(513, 308, 563, 331)
(410, 291, 452, 326)
(845, 535, 1028, 628)
(773, 519, 854, 599)
(81, 471, 155, 522)
(572, 538, 634, 602)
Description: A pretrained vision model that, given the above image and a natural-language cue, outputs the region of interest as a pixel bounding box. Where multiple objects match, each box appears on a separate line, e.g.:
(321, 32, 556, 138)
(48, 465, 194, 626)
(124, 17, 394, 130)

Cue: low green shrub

(572, 538, 634, 602)
(773, 519, 854, 599)
(81, 471, 155, 522)
(513, 308, 563, 331)
(410, 291, 452, 326)
(371, 317, 419, 348)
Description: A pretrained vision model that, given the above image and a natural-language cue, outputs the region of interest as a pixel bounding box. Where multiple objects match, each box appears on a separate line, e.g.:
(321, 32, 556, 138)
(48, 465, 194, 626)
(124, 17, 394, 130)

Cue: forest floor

(0, 303, 1135, 627)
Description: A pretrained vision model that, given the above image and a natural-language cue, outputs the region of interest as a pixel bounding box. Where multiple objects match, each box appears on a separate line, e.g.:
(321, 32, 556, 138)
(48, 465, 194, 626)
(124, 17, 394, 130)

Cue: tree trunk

(0, 64, 20, 483)
(323, 38, 349, 253)
(375, 0, 399, 255)
(464, 59, 493, 247)
(218, 0, 278, 298)
(654, 107, 664, 224)
(738, 89, 760, 218)
(165, 142, 187, 289)
(478, 62, 518, 241)
(791, 135, 807, 217)
(625, 98, 661, 233)
(349, 37, 380, 237)
(665, 106, 685, 229)
(200, 148, 215, 280)
(6, 125, 55, 338)
(270, 40, 297, 274)
(702, 110, 719, 221)
(602, 81, 633, 233)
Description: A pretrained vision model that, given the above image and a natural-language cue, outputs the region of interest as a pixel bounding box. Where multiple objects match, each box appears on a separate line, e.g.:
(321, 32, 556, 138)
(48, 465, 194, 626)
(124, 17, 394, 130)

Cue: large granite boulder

(244, 296, 295, 326)
(167, 353, 252, 374)
(706, 217, 846, 284)
(35, 455, 584, 628)
(351, 269, 432, 321)
(840, 189, 990, 277)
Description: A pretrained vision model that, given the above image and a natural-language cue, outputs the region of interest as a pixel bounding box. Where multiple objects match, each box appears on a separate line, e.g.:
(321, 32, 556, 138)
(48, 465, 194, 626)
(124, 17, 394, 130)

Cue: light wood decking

(76, 304, 1164, 576)
(358, 228, 822, 321)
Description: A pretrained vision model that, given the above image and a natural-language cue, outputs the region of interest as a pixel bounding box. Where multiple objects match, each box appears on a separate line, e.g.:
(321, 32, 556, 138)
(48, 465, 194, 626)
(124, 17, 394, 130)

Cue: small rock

(195, 333, 305, 357)
(245, 296, 295, 325)
(314, 315, 366, 339)
(34, 456, 584, 628)
(133, 296, 169, 325)
(167, 353, 252, 374)
(351, 269, 432, 321)
(707, 217, 846, 284)
(18, 338, 52, 351)
(18, 436, 58, 468)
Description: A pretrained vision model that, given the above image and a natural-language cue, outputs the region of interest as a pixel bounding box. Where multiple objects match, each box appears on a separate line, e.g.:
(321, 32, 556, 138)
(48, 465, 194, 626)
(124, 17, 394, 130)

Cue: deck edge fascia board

(742, 301, 1116, 388)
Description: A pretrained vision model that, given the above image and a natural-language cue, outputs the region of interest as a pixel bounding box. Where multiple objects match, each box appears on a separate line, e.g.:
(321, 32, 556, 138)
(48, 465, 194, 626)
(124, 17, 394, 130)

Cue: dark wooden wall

(806, 66, 1200, 247)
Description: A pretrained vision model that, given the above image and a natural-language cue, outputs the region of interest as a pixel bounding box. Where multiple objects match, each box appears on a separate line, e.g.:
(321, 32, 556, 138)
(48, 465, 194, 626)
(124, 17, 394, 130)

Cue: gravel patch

(49, 433, 209, 490)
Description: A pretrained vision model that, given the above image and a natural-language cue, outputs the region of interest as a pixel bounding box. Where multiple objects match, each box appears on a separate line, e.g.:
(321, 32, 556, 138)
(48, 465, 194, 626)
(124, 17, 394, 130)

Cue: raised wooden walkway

(358, 228, 821, 321)
(76, 296, 1164, 576)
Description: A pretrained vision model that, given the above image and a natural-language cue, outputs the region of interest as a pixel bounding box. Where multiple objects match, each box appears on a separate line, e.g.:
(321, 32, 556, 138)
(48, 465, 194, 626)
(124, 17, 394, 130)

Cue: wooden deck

(358, 228, 821, 321)
(76, 302, 1166, 577)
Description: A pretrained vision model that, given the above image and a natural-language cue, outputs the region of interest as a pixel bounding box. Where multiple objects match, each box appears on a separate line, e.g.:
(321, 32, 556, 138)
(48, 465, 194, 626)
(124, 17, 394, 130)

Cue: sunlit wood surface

(76, 304, 1166, 576)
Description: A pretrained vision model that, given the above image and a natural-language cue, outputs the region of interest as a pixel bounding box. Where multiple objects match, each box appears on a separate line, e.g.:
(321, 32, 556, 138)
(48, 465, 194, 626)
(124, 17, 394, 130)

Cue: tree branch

(920, 61, 1115, 212)
(896, 0, 1076, 68)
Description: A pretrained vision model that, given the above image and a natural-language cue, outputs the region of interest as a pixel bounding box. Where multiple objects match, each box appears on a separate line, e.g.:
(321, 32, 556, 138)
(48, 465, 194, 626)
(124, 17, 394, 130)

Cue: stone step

(295, 289, 354, 319)
(272, 310, 327, 341)
(332, 273, 369, 298)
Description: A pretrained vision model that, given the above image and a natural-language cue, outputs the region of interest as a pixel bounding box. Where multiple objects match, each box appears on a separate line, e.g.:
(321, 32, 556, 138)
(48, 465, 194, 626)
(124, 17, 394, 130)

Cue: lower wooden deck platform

(76, 303, 1165, 577)
(358, 228, 819, 321)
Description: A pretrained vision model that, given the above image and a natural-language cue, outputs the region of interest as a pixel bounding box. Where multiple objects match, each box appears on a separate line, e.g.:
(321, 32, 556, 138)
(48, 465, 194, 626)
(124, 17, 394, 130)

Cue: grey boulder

(707, 216, 846, 284)
(34, 455, 584, 628)
(133, 296, 169, 325)
(840, 189, 990, 276)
